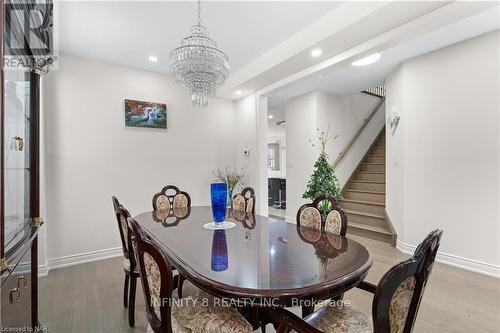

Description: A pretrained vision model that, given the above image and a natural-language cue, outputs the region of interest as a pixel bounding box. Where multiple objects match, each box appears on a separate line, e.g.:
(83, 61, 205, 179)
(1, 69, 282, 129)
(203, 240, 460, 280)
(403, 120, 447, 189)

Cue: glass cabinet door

(3, 69, 31, 253)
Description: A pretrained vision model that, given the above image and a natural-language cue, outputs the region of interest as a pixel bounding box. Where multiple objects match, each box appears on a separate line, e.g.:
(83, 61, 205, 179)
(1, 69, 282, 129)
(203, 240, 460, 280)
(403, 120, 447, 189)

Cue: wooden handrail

(332, 97, 385, 170)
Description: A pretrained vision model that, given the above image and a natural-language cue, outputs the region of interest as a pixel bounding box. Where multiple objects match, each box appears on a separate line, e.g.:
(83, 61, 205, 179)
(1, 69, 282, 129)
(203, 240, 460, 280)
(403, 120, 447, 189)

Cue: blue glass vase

(210, 183, 227, 223)
(211, 230, 228, 271)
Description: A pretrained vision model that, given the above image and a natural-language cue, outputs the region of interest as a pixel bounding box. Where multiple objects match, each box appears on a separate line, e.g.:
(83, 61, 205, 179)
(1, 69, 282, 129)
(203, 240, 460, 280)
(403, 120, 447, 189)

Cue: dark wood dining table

(133, 206, 372, 327)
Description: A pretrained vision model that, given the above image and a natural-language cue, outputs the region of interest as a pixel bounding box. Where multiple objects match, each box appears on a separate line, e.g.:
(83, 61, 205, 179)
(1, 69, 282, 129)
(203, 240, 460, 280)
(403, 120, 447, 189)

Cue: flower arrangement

(212, 166, 245, 200)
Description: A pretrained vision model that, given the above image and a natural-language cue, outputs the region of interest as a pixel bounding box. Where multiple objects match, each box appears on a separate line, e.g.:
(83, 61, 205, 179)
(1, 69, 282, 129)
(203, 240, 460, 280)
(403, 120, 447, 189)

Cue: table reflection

(297, 225, 348, 277)
(152, 207, 192, 227)
(211, 230, 228, 272)
(230, 209, 256, 230)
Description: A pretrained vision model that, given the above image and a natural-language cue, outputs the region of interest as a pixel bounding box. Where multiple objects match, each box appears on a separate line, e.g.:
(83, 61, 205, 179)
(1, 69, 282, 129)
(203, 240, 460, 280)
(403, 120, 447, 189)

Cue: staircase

(338, 128, 396, 245)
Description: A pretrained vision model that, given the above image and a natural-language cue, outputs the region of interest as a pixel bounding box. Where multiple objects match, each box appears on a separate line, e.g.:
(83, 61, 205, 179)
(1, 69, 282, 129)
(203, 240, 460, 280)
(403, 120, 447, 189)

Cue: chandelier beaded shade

(170, 0, 229, 108)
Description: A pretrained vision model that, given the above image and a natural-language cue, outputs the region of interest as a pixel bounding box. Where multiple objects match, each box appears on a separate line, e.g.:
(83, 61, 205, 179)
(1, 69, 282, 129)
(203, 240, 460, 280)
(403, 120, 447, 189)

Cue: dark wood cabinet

(1, 247, 32, 329)
(1, 1, 52, 330)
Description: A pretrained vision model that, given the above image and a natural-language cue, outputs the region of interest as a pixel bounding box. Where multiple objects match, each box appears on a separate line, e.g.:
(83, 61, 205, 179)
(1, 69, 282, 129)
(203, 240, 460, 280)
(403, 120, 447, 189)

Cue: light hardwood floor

(39, 235, 500, 333)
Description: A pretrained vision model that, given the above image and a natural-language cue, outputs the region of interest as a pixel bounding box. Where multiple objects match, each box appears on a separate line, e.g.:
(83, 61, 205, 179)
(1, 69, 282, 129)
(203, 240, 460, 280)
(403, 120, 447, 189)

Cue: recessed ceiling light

(148, 55, 158, 63)
(317, 74, 323, 79)
(311, 49, 322, 58)
(268, 115, 274, 119)
(235, 90, 242, 96)
(351, 53, 381, 67)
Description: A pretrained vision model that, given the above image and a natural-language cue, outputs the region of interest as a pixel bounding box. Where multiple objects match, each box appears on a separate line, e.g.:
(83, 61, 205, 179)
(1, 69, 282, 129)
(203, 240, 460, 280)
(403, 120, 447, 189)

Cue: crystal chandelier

(170, 0, 229, 108)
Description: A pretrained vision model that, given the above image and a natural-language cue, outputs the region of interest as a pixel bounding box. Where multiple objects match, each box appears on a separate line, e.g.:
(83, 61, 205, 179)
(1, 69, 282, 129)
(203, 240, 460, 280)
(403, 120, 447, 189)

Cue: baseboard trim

(38, 264, 49, 277)
(47, 247, 122, 271)
(396, 240, 500, 278)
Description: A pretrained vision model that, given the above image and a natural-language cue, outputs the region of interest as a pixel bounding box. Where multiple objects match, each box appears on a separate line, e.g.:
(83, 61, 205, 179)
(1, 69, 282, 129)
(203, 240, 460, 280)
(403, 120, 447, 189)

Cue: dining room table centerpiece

(210, 182, 228, 224)
(212, 166, 245, 205)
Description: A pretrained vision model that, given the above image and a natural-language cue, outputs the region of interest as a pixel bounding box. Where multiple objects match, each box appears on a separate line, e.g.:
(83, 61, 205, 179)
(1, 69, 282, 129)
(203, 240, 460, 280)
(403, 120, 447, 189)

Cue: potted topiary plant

(303, 126, 342, 215)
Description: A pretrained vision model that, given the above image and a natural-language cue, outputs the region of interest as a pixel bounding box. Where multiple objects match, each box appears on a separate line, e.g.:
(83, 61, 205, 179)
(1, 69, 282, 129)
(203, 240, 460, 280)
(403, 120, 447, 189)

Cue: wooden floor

(39, 235, 500, 333)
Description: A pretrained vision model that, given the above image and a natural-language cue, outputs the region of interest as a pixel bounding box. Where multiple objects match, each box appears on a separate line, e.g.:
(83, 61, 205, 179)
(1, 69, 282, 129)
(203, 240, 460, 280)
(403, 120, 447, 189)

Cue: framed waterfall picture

(124, 99, 167, 129)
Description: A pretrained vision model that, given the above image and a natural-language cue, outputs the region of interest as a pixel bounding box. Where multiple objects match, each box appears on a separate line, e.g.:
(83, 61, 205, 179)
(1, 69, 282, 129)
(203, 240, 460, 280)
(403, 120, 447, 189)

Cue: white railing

(363, 84, 386, 98)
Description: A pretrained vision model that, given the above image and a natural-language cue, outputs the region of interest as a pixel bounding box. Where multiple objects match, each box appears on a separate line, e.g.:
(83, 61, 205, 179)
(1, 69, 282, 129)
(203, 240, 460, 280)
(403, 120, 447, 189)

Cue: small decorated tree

(303, 126, 342, 213)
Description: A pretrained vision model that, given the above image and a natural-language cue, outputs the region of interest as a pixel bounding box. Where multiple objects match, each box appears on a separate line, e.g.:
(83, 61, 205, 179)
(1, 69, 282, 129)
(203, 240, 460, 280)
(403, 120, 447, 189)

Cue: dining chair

(296, 197, 348, 318)
(232, 187, 256, 214)
(296, 195, 347, 236)
(271, 229, 444, 333)
(152, 185, 191, 297)
(112, 196, 140, 327)
(128, 218, 253, 333)
(152, 185, 191, 211)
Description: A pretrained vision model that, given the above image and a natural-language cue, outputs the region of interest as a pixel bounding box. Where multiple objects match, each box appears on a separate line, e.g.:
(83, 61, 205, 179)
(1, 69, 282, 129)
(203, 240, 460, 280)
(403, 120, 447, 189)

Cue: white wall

(386, 31, 500, 276)
(285, 92, 318, 221)
(284, 91, 379, 221)
(43, 53, 238, 265)
(268, 107, 286, 179)
(386, 65, 406, 238)
(316, 92, 381, 185)
(234, 95, 258, 193)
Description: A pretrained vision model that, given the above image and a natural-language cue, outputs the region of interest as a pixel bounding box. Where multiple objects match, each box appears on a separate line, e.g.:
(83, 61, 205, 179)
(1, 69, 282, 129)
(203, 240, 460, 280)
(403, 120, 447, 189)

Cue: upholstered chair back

(372, 230, 443, 333)
(232, 187, 256, 214)
(152, 185, 191, 211)
(112, 196, 133, 259)
(296, 195, 347, 236)
(129, 218, 175, 333)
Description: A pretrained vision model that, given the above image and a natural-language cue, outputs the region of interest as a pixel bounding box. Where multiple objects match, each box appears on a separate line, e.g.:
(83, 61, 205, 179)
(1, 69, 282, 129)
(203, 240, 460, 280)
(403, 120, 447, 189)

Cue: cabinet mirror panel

(3, 69, 32, 254)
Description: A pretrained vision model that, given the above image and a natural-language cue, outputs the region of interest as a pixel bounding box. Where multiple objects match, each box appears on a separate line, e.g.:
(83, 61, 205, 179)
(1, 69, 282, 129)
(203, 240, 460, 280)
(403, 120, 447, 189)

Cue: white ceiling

(267, 5, 500, 109)
(57, 1, 341, 74)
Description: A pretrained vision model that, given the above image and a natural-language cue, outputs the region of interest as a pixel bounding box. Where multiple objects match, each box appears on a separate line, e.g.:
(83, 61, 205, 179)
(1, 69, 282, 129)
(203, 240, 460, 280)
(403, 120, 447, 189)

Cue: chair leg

(128, 275, 137, 327)
(301, 304, 314, 318)
(177, 275, 185, 298)
(123, 274, 129, 308)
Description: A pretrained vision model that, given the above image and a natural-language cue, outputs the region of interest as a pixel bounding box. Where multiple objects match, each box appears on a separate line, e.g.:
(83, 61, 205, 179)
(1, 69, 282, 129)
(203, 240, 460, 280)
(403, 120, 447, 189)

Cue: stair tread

(348, 222, 393, 235)
(343, 189, 385, 195)
(361, 163, 385, 165)
(338, 198, 385, 206)
(349, 180, 385, 184)
(344, 209, 385, 219)
(356, 171, 385, 174)
(367, 155, 385, 157)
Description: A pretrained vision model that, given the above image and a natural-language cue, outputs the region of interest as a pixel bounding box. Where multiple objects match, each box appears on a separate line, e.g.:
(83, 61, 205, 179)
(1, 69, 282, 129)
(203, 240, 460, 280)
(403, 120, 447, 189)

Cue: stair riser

(376, 141, 385, 148)
(346, 213, 387, 228)
(347, 182, 385, 192)
(370, 148, 385, 155)
(355, 173, 385, 181)
(339, 201, 385, 215)
(347, 225, 393, 244)
(344, 191, 385, 203)
(360, 164, 386, 172)
(366, 156, 385, 163)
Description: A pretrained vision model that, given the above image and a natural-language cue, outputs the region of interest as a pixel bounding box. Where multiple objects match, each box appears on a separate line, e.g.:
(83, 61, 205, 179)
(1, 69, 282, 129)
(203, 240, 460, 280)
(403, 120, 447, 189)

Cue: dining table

(133, 206, 372, 329)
